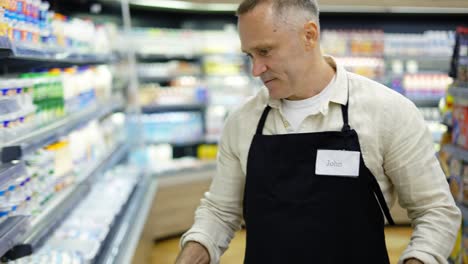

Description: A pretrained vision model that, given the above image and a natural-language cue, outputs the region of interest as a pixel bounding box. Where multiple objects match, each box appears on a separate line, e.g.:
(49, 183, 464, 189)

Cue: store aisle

(152, 226, 412, 264)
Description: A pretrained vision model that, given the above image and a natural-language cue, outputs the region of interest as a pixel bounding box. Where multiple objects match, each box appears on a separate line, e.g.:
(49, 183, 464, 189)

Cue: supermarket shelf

(408, 97, 441, 108)
(442, 112, 453, 128)
(146, 139, 206, 147)
(458, 203, 468, 220)
(0, 97, 125, 163)
(19, 178, 90, 251)
(119, 0, 468, 14)
(384, 55, 451, 62)
(0, 37, 118, 72)
(0, 162, 27, 186)
(443, 144, 468, 163)
(136, 53, 202, 62)
(3, 142, 130, 260)
(98, 176, 158, 264)
(141, 103, 206, 114)
(384, 55, 451, 71)
(153, 160, 216, 178)
(450, 87, 468, 100)
(0, 216, 30, 259)
(138, 75, 201, 83)
(83, 143, 131, 185)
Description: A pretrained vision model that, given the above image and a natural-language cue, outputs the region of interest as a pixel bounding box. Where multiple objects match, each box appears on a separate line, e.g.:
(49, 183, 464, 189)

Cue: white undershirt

(281, 74, 337, 132)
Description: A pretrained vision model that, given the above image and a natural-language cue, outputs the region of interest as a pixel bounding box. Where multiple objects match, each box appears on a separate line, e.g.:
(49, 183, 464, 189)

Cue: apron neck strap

(341, 103, 351, 132)
(256, 105, 272, 135)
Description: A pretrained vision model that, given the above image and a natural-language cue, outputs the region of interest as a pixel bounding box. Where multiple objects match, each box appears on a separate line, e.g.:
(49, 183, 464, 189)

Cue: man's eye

(259, 49, 269, 56)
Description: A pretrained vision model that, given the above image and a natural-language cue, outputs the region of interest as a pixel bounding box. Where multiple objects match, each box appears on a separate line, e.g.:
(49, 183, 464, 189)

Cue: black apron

(243, 99, 395, 263)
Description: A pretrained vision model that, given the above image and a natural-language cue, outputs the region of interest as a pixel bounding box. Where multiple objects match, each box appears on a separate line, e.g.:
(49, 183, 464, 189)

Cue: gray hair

(236, 0, 320, 24)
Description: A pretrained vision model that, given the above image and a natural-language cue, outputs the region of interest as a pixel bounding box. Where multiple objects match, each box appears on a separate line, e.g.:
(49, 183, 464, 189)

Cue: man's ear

(303, 21, 319, 51)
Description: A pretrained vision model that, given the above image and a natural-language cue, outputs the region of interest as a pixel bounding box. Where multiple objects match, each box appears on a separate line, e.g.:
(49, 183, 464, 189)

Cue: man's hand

(175, 241, 210, 264)
(404, 258, 424, 264)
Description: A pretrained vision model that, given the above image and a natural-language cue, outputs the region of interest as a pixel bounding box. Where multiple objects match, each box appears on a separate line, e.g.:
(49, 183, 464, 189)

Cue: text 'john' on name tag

(315, 150, 360, 177)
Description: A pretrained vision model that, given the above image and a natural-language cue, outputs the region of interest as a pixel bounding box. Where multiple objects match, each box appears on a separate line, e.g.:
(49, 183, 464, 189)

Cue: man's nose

(251, 59, 267, 77)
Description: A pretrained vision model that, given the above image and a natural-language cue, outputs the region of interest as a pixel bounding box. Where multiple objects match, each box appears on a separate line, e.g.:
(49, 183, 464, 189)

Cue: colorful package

(449, 159, 464, 203)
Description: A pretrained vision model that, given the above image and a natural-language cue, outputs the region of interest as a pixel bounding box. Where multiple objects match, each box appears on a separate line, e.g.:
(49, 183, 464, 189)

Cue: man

(176, 0, 461, 263)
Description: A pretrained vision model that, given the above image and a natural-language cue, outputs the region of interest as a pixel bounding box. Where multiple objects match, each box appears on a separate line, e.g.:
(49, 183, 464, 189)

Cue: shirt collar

(267, 55, 349, 115)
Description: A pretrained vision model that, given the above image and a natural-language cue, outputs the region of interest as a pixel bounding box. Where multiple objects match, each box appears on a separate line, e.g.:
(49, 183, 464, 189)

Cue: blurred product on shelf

(418, 107, 447, 145)
(450, 26, 468, 150)
(402, 73, 453, 99)
(321, 30, 384, 57)
(384, 31, 455, 57)
(453, 27, 468, 86)
(0, 0, 115, 55)
(0, 65, 114, 143)
(137, 112, 204, 145)
(129, 145, 212, 174)
(203, 54, 246, 76)
(0, 111, 125, 226)
(138, 76, 254, 109)
(138, 61, 201, 80)
(200, 26, 239, 54)
(322, 29, 454, 103)
(449, 223, 464, 264)
(388, 73, 453, 98)
(204, 75, 253, 107)
(463, 219, 468, 264)
(453, 105, 468, 149)
(438, 26, 468, 264)
(132, 28, 254, 107)
(10, 165, 140, 264)
(128, 27, 240, 57)
(205, 105, 227, 143)
(197, 144, 217, 160)
(131, 27, 255, 153)
(445, 156, 468, 264)
(133, 28, 255, 150)
(10, 250, 85, 264)
(448, 158, 464, 203)
(0, 163, 30, 223)
(130, 28, 200, 57)
(0, 141, 76, 224)
(0, 95, 36, 142)
(29, 141, 75, 209)
(334, 57, 384, 80)
(321, 30, 454, 58)
(139, 85, 207, 106)
(129, 144, 172, 169)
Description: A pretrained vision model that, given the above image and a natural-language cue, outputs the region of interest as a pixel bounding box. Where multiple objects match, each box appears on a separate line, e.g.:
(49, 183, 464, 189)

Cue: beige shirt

(181, 56, 461, 264)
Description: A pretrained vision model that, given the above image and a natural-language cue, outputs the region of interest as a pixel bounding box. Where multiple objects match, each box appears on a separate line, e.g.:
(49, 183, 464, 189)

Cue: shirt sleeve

(180, 113, 245, 264)
(382, 98, 461, 264)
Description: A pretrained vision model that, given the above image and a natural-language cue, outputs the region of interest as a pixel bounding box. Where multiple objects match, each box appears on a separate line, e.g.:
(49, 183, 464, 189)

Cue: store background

(0, 0, 467, 263)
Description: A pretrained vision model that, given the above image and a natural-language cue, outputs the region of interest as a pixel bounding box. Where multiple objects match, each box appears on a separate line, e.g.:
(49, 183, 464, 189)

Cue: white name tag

(315, 150, 360, 177)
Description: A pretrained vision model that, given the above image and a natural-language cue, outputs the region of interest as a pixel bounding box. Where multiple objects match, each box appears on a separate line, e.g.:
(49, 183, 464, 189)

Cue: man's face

(238, 3, 309, 100)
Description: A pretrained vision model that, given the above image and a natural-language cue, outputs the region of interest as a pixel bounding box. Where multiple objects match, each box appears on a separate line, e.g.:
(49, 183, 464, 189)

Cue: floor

(152, 226, 413, 264)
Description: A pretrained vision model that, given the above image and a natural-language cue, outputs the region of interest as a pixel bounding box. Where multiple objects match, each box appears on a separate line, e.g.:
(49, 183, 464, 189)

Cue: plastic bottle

(38, 1, 48, 22)
(31, 16, 39, 44)
(0, 7, 7, 37)
(17, 13, 26, 41)
(24, 14, 32, 42)
(11, 12, 22, 43)
(38, 0, 49, 45)
(7, 0, 15, 12)
(32, 0, 39, 19)
(45, 68, 59, 119)
(4, 10, 13, 40)
(24, 0, 31, 16)
(62, 67, 76, 114)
